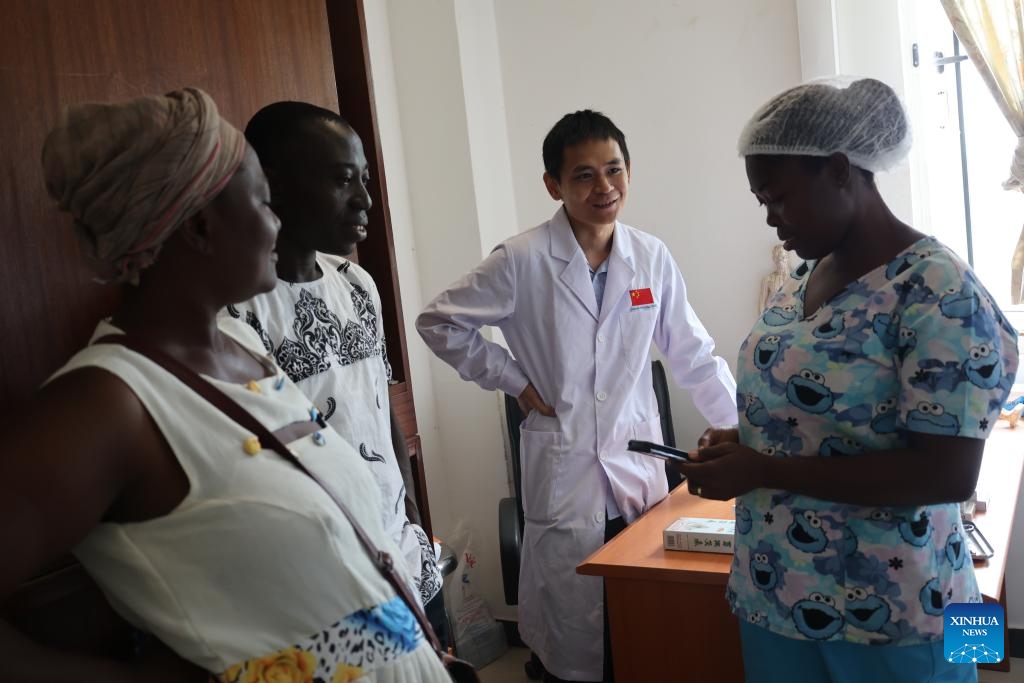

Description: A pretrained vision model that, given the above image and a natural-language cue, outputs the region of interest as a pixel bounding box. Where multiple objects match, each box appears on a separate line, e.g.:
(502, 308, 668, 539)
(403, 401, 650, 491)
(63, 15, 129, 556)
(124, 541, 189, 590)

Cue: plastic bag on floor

(443, 524, 507, 668)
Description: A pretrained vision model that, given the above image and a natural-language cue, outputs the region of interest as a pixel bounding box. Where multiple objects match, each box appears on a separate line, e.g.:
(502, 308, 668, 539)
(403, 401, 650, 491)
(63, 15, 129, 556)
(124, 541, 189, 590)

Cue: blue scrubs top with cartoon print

(729, 236, 1018, 645)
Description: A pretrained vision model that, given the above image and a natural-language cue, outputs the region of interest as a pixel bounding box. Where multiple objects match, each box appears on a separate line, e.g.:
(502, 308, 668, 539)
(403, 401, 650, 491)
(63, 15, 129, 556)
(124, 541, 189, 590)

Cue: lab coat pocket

(618, 307, 658, 375)
(518, 425, 564, 522)
(631, 415, 669, 507)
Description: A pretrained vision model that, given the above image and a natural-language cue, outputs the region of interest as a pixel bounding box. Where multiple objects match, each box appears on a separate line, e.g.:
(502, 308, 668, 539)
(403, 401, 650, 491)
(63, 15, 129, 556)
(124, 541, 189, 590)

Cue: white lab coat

(417, 208, 737, 681)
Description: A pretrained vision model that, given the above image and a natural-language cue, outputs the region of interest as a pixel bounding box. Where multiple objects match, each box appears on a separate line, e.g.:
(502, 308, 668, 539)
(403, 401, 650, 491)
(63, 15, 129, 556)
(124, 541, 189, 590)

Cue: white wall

(380, 0, 520, 620)
(362, 0, 454, 538)
(795, 0, 838, 80)
(838, 1, 918, 225)
(373, 0, 803, 620)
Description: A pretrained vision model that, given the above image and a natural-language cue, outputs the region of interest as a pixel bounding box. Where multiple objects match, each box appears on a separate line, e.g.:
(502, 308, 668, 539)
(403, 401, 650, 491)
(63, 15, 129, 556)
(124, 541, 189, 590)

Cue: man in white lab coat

(416, 110, 737, 682)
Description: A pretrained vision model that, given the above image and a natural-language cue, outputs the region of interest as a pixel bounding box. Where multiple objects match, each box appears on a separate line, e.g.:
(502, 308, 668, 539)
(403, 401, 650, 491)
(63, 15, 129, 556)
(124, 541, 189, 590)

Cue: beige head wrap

(42, 87, 247, 283)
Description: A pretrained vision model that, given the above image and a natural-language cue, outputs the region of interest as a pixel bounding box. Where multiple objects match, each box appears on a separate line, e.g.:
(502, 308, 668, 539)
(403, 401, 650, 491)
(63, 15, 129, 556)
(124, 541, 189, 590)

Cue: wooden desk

(578, 424, 1024, 682)
(971, 423, 1024, 673)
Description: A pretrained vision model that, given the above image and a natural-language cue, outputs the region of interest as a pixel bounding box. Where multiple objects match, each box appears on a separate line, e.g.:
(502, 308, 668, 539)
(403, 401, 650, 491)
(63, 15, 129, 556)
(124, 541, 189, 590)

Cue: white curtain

(940, 0, 1024, 301)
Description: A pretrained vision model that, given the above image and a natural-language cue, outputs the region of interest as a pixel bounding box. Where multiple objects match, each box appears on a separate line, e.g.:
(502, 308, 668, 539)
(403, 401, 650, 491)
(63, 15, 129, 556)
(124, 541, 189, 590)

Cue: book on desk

(664, 517, 736, 553)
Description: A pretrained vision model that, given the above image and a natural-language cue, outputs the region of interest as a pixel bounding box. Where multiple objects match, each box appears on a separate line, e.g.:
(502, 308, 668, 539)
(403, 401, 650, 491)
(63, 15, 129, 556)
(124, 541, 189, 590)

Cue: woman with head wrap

(0, 89, 449, 682)
(678, 79, 1018, 682)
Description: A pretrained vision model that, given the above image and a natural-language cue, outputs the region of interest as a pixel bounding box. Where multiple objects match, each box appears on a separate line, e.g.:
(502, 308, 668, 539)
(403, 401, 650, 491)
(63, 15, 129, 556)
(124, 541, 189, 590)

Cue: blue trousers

(740, 622, 978, 683)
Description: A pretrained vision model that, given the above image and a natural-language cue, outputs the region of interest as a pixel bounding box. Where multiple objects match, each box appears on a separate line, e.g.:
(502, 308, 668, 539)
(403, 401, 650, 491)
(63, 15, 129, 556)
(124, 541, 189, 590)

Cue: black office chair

(498, 360, 679, 679)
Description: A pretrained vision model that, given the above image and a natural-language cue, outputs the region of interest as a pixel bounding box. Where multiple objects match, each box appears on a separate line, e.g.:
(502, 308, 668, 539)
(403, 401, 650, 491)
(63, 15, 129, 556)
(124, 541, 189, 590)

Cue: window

(906, 2, 1024, 337)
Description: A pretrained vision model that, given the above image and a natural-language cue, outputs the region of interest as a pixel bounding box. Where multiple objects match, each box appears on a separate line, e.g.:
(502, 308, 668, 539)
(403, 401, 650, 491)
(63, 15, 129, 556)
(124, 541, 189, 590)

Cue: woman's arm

(680, 431, 982, 506)
(0, 368, 205, 682)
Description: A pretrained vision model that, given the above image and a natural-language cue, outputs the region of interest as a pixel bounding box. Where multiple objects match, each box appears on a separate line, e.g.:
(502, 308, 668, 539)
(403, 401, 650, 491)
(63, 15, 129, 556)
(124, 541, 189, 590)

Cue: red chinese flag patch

(630, 288, 654, 307)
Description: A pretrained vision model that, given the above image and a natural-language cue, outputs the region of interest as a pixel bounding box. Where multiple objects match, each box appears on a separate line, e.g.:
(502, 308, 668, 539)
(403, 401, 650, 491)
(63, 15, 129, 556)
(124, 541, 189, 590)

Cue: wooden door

(0, 0, 340, 413)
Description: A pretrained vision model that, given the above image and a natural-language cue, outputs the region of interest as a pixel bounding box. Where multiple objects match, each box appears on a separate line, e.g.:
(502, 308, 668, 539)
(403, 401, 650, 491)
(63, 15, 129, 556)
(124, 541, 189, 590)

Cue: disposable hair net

(738, 78, 912, 173)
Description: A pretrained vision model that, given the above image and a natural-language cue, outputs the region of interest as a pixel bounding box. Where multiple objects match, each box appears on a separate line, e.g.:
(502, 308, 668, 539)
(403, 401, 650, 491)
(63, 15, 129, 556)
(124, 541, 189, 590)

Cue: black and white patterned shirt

(225, 253, 441, 603)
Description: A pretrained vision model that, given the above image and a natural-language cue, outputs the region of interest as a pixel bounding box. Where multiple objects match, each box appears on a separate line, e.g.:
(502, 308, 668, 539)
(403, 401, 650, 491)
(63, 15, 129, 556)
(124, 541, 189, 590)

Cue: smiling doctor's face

(543, 137, 630, 232)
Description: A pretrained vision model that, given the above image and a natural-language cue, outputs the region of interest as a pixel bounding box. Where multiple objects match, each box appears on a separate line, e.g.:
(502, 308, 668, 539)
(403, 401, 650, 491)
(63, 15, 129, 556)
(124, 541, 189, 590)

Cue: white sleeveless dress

(51, 317, 449, 682)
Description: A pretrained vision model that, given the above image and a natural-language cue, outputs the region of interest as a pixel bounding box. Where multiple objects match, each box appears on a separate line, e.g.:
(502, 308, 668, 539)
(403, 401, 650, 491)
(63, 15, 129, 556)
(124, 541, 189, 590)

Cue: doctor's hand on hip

(678, 441, 767, 501)
(517, 383, 555, 417)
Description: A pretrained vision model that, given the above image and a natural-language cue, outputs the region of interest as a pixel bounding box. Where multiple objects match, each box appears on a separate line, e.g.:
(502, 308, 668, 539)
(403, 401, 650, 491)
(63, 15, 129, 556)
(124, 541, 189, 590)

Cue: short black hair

(245, 101, 350, 169)
(542, 109, 629, 180)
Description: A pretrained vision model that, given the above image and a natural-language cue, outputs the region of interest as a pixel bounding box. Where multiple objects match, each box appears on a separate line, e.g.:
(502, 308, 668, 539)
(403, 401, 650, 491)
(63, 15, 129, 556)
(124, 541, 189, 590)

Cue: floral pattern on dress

(215, 597, 423, 683)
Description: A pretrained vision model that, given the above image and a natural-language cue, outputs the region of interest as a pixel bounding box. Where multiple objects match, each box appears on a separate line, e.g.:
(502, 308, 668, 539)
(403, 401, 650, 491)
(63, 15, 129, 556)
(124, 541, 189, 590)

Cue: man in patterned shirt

(226, 101, 446, 641)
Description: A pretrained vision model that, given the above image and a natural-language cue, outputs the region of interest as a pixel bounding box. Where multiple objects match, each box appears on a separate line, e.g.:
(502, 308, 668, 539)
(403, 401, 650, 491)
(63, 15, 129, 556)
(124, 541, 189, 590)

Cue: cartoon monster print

(962, 342, 1002, 390)
(867, 509, 896, 529)
(750, 551, 782, 591)
(872, 312, 901, 350)
(744, 394, 771, 426)
(813, 311, 873, 363)
(751, 333, 792, 393)
(753, 334, 784, 369)
(886, 252, 924, 280)
(898, 510, 932, 548)
(892, 273, 938, 307)
(844, 587, 891, 633)
(812, 310, 846, 340)
(944, 522, 968, 571)
(763, 304, 798, 327)
(732, 600, 770, 630)
(792, 593, 844, 640)
(906, 401, 960, 436)
(944, 278, 1001, 338)
(787, 509, 829, 553)
(818, 436, 863, 456)
(896, 327, 917, 361)
(738, 394, 804, 454)
(786, 369, 836, 414)
(843, 587, 915, 642)
(939, 282, 980, 320)
(870, 398, 900, 435)
(747, 541, 790, 616)
(919, 577, 952, 617)
(735, 501, 753, 535)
